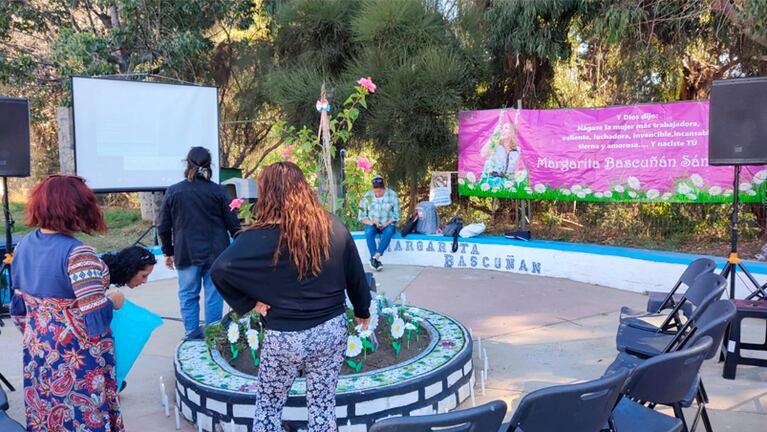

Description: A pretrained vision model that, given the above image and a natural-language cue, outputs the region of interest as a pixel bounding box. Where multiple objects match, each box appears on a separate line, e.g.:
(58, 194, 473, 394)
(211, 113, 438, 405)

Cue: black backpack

(442, 216, 463, 253)
(400, 214, 418, 238)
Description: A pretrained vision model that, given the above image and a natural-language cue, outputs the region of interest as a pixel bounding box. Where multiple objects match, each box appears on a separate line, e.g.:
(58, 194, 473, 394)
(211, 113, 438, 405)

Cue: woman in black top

(211, 161, 370, 432)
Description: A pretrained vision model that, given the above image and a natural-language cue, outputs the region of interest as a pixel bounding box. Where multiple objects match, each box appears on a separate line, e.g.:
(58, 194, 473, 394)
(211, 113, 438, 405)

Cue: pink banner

(458, 101, 766, 202)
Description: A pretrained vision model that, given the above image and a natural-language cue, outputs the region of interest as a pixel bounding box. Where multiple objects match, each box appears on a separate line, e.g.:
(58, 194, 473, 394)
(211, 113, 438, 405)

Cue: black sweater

(210, 217, 371, 331)
(158, 179, 241, 268)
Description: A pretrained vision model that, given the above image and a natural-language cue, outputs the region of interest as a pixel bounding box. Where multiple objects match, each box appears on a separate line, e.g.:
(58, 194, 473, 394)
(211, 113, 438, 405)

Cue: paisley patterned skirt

(20, 293, 124, 432)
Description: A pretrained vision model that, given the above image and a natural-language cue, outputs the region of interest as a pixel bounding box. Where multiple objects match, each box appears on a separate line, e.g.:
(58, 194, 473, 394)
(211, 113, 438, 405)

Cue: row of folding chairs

(370, 258, 735, 432)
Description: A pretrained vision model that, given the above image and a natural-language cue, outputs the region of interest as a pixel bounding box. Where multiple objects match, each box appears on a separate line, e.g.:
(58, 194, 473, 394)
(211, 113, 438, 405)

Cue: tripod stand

(0, 176, 15, 392)
(719, 166, 767, 300)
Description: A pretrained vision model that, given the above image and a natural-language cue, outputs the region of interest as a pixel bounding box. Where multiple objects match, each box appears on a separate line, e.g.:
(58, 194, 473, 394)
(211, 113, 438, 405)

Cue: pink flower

(229, 198, 245, 211)
(356, 157, 373, 173)
(281, 144, 295, 159)
(357, 76, 376, 93)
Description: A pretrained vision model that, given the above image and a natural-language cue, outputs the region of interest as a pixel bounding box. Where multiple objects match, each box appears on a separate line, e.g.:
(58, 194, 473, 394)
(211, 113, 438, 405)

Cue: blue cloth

(12, 230, 81, 299)
(177, 264, 222, 335)
(364, 224, 396, 257)
(111, 300, 163, 388)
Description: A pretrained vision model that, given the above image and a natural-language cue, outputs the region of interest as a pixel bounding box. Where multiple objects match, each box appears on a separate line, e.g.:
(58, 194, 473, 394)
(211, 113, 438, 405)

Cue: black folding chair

(0, 388, 24, 432)
(620, 272, 724, 334)
(612, 337, 713, 432)
(606, 301, 736, 432)
(368, 400, 507, 432)
(616, 274, 726, 357)
(499, 369, 629, 432)
(645, 258, 717, 315)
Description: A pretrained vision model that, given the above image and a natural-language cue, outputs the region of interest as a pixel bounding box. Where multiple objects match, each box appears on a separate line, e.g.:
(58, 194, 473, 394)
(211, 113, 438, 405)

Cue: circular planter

(174, 307, 474, 431)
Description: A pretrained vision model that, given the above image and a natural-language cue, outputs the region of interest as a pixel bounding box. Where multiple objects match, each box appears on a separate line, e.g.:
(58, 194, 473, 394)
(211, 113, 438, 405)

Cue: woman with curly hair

(211, 161, 371, 432)
(101, 246, 157, 288)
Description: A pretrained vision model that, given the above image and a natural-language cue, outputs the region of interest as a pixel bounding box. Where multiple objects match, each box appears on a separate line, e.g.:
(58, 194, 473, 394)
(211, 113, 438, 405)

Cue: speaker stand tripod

(0, 176, 15, 391)
(719, 166, 767, 300)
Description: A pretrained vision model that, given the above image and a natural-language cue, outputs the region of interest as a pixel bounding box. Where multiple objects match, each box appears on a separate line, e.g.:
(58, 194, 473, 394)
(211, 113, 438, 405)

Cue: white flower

(504, 180, 514, 190)
(723, 189, 733, 196)
(466, 172, 476, 183)
(614, 185, 625, 193)
(627, 176, 641, 190)
(481, 183, 491, 192)
(492, 186, 501, 193)
(345, 335, 363, 357)
(533, 183, 546, 193)
(740, 182, 753, 191)
(408, 307, 421, 315)
(603, 191, 612, 198)
(677, 183, 692, 195)
(369, 299, 379, 315)
(227, 323, 240, 344)
(661, 193, 671, 201)
(246, 329, 259, 351)
(468, 183, 475, 190)
(458, 178, 465, 186)
(708, 186, 722, 196)
(690, 174, 704, 188)
(381, 307, 394, 315)
(358, 329, 373, 339)
(594, 192, 604, 198)
(514, 170, 528, 183)
(561, 189, 571, 196)
(524, 187, 532, 194)
(628, 191, 638, 198)
(510, 187, 517, 193)
(747, 189, 757, 196)
(687, 193, 697, 201)
(571, 185, 583, 193)
(405, 323, 417, 331)
(646, 189, 660, 200)
(583, 188, 592, 195)
(754, 170, 767, 185)
(576, 192, 586, 199)
(412, 316, 424, 323)
(391, 318, 405, 339)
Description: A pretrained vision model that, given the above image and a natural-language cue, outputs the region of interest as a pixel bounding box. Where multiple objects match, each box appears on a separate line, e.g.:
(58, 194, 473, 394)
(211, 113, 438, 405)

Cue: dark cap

(187, 147, 212, 167)
(372, 175, 384, 188)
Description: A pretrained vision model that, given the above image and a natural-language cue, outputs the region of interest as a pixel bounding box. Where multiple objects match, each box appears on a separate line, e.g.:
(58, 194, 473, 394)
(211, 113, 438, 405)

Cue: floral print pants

(254, 314, 347, 432)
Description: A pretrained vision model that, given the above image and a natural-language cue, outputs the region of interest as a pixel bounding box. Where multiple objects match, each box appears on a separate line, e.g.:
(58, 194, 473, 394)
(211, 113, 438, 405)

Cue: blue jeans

(177, 265, 223, 335)
(364, 224, 396, 258)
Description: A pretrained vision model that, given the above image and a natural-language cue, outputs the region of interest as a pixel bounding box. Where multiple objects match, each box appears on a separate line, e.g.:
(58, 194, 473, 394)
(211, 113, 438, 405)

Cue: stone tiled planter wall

(174, 308, 473, 431)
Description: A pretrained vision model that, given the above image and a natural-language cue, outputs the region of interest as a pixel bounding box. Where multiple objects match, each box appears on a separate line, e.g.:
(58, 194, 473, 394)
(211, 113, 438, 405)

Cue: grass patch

(6, 203, 150, 253)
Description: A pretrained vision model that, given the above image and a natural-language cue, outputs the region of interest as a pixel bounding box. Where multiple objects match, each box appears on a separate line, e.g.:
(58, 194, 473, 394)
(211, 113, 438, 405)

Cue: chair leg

(673, 403, 690, 432)
(694, 389, 714, 432)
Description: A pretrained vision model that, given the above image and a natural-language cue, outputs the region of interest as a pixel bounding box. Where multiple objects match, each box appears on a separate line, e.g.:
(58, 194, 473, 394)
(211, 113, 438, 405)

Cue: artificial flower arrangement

(204, 293, 429, 376)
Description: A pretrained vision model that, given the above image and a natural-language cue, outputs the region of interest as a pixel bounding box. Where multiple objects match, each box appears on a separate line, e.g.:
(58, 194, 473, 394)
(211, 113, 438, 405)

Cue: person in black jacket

(158, 147, 240, 339)
(211, 161, 370, 432)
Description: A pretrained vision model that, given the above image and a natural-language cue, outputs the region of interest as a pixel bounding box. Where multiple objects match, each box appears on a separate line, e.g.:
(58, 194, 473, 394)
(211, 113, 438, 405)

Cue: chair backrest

(682, 273, 726, 310)
(678, 258, 718, 287)
(505, 369, 630, 432)
(623, 337, 712, 405)
(681, 300, 736, 359)
(368, 400, 507, 432)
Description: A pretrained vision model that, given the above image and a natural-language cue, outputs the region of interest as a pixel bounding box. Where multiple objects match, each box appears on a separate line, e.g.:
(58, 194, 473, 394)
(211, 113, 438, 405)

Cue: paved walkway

(1, 265, 765, 430)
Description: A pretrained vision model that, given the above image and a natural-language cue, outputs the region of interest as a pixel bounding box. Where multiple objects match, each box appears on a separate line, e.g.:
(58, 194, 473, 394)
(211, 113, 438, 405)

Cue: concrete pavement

(0, 265, 765, 430)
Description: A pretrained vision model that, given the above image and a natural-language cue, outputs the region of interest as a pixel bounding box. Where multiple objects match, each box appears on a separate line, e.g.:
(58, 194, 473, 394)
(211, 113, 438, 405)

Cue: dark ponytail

(102, 246, 157, 287)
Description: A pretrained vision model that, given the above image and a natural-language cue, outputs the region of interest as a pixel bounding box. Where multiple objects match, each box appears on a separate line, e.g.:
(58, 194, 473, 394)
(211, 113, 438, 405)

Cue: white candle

(483, 349, 489, 375)
(162, 393, 169, 417)
(477, 337, 482, 358)
(470, 382, 476, 407)
(480, 370, 486, 396)
(174, 406, 181, 430)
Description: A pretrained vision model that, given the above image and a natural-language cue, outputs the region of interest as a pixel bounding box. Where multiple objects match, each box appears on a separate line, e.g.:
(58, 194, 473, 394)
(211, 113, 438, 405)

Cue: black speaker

(0, 97, 31, 177)
(708, 77, 767, 166)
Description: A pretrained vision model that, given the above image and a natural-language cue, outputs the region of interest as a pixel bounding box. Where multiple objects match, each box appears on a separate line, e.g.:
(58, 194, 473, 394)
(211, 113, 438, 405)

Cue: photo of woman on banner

(480, 110, 522, 186)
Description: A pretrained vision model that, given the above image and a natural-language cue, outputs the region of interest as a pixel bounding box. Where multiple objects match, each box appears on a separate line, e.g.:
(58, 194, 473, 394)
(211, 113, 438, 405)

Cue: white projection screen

(72, 77, 219, 192)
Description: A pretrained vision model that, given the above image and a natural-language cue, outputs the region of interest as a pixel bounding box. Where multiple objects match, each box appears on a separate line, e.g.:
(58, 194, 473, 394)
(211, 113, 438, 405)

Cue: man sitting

(358, 175, 400, 271)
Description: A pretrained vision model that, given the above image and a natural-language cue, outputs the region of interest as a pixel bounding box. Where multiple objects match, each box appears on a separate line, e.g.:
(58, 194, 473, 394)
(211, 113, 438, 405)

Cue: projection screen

(72, 77, 219, 192)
